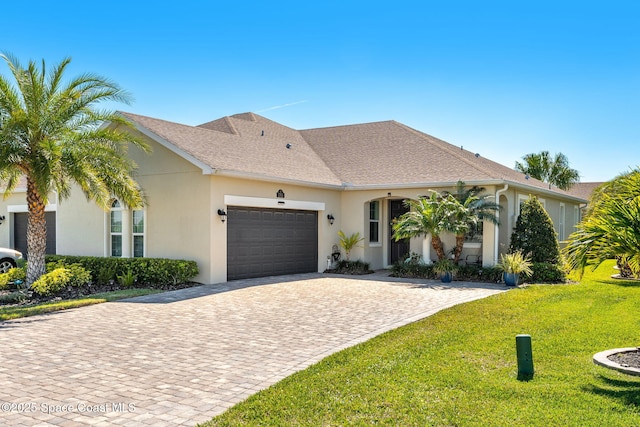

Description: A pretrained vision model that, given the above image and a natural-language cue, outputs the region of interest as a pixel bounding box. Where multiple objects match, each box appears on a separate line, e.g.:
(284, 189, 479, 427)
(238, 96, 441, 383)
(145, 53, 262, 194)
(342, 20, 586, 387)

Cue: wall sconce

(0, 215, 4, 225)
(327, 214, 335, 226)
(217, 209, 227, 223)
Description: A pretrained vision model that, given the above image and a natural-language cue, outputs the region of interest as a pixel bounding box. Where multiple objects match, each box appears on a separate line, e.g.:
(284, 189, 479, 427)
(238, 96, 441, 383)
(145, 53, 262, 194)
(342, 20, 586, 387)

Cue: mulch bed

(0, 281, 202, 308)
(609, 349, 640, 369)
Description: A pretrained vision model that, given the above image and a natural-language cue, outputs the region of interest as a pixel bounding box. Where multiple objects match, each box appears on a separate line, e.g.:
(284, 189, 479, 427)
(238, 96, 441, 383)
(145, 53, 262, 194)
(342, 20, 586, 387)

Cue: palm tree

(392, 192, 465, 261)
(563, 169, 640, 277)
(447, 181, 500, 263)
(515, 151, 580, 190)
(0, 54, 149, 285)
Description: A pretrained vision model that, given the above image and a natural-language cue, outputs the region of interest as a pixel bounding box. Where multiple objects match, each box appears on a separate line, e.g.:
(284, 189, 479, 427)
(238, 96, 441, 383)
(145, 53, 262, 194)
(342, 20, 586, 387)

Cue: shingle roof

(568, 182, 606, 201)
(121, 112, 342, 186)
(118, 111, 586, 200)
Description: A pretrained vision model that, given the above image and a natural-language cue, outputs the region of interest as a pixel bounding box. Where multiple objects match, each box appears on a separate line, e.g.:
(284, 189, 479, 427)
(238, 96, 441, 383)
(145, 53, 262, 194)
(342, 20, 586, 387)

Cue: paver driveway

(0, 272, 506, 426)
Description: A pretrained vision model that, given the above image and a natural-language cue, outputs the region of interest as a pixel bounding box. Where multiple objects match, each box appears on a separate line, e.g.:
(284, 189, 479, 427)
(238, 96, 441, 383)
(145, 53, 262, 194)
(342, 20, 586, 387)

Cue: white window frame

(559, 203, 565, 241)
(369, 201, 381, 246)
(110, 200, 123, 257)
(132, 209, 146, 258)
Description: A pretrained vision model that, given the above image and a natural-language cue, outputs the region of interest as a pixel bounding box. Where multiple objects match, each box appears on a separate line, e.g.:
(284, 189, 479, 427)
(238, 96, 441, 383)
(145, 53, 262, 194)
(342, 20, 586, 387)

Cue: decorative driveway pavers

(0, 273, 507, 426)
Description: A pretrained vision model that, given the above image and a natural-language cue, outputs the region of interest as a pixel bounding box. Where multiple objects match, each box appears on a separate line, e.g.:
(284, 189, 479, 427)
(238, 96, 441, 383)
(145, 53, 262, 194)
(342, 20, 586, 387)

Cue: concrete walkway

(0, 272, 507, 426)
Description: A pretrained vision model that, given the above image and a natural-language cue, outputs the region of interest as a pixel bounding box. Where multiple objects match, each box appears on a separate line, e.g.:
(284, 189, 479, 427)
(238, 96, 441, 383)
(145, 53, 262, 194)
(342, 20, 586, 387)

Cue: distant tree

(515, 151, 580, 190)
(509, 196, 561, 264)
(0, 54, 149, 285)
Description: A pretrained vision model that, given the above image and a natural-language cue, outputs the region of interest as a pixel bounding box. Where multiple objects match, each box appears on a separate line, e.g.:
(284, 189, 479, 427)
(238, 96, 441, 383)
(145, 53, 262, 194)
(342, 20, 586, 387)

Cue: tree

(509, 196, 561, 264)
(515, 151, 580, 190)
(563, 169, 640, 277)
(392, 192, 466, 261)
(0, 54, 149, 285)
(446, 181, 501, 263)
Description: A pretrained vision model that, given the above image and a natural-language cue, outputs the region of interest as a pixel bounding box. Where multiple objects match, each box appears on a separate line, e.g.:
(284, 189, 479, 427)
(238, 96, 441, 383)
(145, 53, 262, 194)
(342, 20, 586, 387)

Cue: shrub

(528, 262, 566, 283)
(0, 267, 26, 290)
(46, 261, 91, 288)
(329, 260, 372, 275)
(118, 269, 137, 288)
(31, 268, 71, 296)
(391, 261, 435, 279)
(45, 255, 199, 287)
(0, 290, 29, 304)
(509, 196, 561, 264)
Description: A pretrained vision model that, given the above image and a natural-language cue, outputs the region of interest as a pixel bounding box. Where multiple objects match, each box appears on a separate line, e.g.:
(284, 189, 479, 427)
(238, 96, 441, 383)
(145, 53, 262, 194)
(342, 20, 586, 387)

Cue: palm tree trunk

(26, 178, 47, 285)
(431, 235, 447, 260)
(453, 234, 465, 263)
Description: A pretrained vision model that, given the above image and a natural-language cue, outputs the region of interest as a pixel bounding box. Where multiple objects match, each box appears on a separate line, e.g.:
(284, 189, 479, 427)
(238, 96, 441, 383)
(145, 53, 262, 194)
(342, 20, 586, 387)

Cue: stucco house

(0, 112, 587, 284)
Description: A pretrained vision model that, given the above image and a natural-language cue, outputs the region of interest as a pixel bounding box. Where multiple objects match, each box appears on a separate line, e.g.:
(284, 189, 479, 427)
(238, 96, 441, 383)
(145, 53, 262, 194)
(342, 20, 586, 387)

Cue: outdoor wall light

(327, 214, 335, 225)
(0, 215, 4, 225)
(217, 209, 227, 223)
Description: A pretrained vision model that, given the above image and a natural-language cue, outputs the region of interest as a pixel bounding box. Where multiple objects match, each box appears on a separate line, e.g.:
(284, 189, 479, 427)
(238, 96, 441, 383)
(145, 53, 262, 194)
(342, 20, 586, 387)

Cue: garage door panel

(227, 206, 318, 280)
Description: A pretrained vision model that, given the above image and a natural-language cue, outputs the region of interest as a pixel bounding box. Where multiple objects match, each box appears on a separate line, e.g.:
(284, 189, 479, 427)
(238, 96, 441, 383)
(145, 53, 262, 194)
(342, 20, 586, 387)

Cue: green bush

(46, 261, 91, 288)
(528, 262, 566, 283)
(330, 260, 372, 275)
(45, 255, 199, 287)
(509, 196, 561, 264)
(31, 268, 71, 296)
(391, 259, 503, 283)
(391, 261, 435, 279)
(0, 267, 27, 290)
(0, 290, 29, 304)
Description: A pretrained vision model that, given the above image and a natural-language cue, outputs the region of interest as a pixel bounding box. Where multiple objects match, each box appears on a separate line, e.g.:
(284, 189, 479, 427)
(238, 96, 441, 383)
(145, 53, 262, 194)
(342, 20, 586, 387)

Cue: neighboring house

(0, 112, 587, 284)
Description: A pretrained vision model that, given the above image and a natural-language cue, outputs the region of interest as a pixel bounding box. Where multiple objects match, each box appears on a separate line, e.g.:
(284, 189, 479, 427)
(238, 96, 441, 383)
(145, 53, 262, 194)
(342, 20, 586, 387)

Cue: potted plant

(433, 259, 457, 283)
(496, 251, 533, 286)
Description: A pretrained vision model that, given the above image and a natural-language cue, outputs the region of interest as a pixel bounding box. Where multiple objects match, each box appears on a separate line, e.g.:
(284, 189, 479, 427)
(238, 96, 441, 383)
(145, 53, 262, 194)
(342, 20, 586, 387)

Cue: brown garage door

(14, 212, 57, 259)
(227, 207, 318, 280)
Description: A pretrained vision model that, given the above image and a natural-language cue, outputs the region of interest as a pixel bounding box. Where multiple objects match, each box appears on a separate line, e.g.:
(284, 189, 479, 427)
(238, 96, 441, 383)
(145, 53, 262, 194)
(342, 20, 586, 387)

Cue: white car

(0, 248, 22, 274)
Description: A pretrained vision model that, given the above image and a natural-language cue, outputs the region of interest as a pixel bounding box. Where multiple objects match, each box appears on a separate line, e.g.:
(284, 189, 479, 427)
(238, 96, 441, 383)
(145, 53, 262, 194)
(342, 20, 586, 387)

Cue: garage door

(14, 212, 57, 259)
(227, 206, 318, 280)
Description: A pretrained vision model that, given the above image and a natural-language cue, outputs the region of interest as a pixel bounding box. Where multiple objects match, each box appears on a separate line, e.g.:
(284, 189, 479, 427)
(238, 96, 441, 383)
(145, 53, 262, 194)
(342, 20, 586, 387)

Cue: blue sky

(3, 1, 639, 182)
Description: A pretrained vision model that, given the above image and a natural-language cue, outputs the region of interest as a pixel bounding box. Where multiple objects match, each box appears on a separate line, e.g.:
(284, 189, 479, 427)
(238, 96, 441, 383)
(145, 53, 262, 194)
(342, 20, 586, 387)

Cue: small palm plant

(496, 251, 533, 286)
(338, 231, 364, 261)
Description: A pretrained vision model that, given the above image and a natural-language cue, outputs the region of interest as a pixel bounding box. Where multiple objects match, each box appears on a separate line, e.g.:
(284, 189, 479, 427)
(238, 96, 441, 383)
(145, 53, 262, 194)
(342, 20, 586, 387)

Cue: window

(110, 200, 123, 257)
(132, 210, 145, 257)
(465, 221, 483, 242)
(369, 201, 380, 243)
(559, 203, 565, 241)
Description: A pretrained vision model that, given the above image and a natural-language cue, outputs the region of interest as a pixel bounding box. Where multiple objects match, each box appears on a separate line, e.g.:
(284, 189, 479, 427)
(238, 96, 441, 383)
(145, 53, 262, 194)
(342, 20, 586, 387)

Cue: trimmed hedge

(45, 255, 199, 287)
(391, 259, 503, 283)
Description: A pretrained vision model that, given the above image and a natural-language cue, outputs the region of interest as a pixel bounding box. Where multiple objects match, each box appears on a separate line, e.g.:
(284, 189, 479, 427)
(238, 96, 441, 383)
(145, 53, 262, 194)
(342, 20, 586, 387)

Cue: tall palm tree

(392, 192, 465, 261)
(0, 54, 149, 285)
(563, 169, 640, 277)
(515, 151, 580, 190)
(447, 181, 500, 263)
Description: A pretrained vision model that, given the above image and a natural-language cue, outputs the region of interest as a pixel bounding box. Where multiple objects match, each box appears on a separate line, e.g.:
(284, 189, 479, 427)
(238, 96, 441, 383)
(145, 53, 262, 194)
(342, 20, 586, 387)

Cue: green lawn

(0, 288, 161, 321)
(201, 261, 640, 427)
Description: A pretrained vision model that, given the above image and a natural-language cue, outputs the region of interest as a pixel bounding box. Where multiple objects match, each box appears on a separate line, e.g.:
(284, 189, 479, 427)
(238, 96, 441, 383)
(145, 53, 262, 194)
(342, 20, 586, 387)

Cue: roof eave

(215, 169, 344, 190)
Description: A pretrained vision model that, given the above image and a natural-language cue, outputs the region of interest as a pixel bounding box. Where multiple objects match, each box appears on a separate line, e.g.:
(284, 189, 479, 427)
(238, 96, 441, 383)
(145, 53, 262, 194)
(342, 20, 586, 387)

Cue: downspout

(494, 184, 509, 264)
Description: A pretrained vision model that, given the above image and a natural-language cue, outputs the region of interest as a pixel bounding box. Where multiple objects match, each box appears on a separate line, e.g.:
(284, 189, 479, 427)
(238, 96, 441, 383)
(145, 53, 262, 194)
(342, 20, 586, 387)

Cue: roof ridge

(390, 121, 512, 182)
(301, 119, 396, 132)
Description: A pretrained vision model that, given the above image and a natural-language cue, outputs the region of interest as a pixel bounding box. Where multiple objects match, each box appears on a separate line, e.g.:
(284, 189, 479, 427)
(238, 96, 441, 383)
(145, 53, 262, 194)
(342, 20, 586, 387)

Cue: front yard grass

(0, 288, 161, 321)
(201, 260, 640, 427)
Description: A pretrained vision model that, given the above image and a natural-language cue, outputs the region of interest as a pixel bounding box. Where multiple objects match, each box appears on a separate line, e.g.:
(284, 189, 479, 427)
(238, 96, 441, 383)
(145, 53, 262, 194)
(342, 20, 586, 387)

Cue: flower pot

(504, 272, 519, 286)
(440, 271, 453, 283)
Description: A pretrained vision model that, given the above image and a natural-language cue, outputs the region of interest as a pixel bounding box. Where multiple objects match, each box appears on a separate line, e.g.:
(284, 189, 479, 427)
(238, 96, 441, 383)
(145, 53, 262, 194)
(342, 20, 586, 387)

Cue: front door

(389, 199, 410, 264)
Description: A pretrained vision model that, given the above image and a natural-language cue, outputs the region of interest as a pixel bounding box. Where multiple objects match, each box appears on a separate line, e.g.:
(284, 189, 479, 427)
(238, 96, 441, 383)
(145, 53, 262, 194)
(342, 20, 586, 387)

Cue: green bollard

(516, 334, 534, 380)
